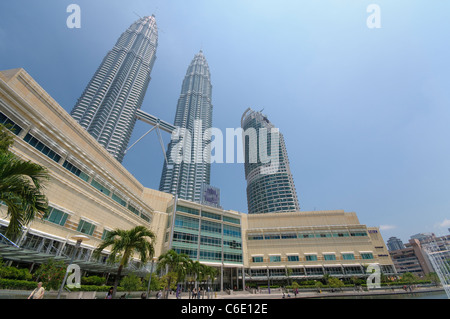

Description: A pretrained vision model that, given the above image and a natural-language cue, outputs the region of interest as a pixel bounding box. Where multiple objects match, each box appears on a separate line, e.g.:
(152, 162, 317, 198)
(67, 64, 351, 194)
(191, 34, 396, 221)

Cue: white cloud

(379, 225, 396, 231)
(436, 219, 450, 228)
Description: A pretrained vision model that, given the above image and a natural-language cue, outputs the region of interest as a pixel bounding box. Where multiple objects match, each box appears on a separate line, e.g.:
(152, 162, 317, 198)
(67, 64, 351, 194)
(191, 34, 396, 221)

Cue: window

(223, 216, 240, 224)
(43, 207, 68, 226)
(223, 225, 241, 238)
(173, 231, 198, 244)
(248, 234, 264, 240)
(62, 160, 89, 182)
(202, 211, 221, 220)
(350, 231, 368, 237)
(77, 219, 96, 236)
(201, 236, 221, 247)
(102, 229, 112, 240)
(252, 256, 264, 263)
(224, 253, 242, 263)
(90, 179, 111, 196)
(177, 206, 199, 215)
(361, 252, 374, 260)
(305, 254, 317, 261)
(264, 234, 281, 240)
(0, 112, 22, 135)
(324, 254, 336, 261)
(140, 214, 151, 223)
(342, 253, 355, 260)
(281, 233, 297, 239)
(127, 204, 140, 215)
(333, 232, 350, 238)
(112, 193, 127, 207)
(174, 215, 199, 231)
(201, 220, 221, 234)
(269, 255, 281, 263)
(24, 133, 61, 162)
(287, 255, 299, 262)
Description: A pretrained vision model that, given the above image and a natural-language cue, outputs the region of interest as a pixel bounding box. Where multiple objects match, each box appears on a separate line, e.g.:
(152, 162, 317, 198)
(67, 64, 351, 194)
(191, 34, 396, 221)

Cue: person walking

(105, 287, 114, 299)
(28, 282, 45, 299)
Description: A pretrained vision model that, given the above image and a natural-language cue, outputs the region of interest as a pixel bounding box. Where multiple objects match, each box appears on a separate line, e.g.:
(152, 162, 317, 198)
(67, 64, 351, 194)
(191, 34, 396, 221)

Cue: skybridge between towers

(124, 109, 176, 159)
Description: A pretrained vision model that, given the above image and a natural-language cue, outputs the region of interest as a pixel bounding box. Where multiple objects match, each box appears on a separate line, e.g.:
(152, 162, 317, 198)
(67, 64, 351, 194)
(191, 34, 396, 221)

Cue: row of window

(248, 230, 368, 241)
(176, 205, 240, 225)
(251, 252, 374, 263)
(43, 206, 111, 239)
(172, 247, 243, 263)
(174, 215, 242, 239)
(172, 231, 242, 250)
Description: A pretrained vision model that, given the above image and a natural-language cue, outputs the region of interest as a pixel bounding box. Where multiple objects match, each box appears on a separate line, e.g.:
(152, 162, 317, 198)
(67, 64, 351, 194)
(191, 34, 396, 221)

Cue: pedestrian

(141, 292, 147, 299)
(28, 282, 45, 299)
(105, 287, 114, 299)
(192, 287, 197, 299)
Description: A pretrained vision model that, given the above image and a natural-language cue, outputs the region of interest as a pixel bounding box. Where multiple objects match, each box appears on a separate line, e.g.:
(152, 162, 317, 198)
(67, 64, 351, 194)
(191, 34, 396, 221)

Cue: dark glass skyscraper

(159, 51, 213, 202)
(241, 108, 300, 214)
(70, 16, 158, 163)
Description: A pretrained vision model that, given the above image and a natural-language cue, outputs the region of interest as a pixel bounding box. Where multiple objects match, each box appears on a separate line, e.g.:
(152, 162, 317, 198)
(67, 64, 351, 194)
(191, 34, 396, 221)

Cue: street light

(146, 256, 157, 299)
(57, 234, 89, 299)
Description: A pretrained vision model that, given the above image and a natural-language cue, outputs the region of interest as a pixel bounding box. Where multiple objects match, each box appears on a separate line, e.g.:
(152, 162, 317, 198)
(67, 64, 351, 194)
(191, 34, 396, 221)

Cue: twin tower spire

(70, 16, 213, 203)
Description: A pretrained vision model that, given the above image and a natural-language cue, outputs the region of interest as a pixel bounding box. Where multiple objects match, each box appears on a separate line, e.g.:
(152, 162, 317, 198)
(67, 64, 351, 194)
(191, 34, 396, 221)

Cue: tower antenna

(133, 11, 142, 19)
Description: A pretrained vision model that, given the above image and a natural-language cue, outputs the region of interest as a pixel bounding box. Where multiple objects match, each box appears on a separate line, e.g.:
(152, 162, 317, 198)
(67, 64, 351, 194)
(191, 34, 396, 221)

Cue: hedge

(0, 278, 37, 290)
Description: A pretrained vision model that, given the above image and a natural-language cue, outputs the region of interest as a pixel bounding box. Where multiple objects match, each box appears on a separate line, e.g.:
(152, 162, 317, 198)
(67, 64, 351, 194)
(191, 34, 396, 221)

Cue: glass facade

(169, 204, 243, 265)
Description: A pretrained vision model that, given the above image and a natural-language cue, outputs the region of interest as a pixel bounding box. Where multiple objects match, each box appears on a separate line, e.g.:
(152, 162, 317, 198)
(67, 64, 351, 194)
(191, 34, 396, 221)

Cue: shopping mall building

(0, 68, 396, 290)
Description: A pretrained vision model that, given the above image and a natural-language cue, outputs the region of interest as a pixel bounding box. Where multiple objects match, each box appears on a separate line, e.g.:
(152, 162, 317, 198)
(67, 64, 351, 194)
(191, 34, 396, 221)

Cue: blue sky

(1, 0, 449, 243)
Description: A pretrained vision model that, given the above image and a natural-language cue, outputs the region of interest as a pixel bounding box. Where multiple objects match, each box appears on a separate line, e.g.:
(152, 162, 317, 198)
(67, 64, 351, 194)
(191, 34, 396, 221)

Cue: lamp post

(57, 234, 89, 299)
(146, 256, 157, 299)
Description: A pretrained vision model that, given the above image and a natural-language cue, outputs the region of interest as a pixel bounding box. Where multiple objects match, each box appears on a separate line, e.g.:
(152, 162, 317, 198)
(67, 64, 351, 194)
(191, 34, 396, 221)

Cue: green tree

(425, 272, 440, 286)
(93, 226, 156, 298)
(328, 277, 345, 289)
(157, 249, 190, 299)
(120, 273, 143, 295)
(143, 272, 161, 292)
(0, 124, 49, 241)
(401, 272, 417, 283)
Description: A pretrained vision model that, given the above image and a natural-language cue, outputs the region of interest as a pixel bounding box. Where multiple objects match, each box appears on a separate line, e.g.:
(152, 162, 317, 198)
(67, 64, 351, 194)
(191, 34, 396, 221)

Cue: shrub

(81, 275, 106, 286)
(0, 278, 37, 290)
(0, 266, 32, 281)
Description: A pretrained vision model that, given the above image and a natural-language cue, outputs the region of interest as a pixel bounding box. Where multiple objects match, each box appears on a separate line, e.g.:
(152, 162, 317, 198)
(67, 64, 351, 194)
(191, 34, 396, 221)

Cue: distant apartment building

(387, 236, 405, 251)
(389, 239, 434, 277)
(389, 232, 450, 277)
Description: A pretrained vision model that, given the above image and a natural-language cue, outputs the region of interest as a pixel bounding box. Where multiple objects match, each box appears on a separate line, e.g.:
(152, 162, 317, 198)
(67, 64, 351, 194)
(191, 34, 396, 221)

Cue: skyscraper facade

(241, 108, 300, 214)
(159, 51, 213, 203)
(386, 236, 405, 251)
(70, 16, 158, 163)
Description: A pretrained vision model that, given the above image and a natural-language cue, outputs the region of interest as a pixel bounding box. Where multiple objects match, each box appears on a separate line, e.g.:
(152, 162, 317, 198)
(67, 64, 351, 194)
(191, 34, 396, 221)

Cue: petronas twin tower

(70, 15, 214, 203)
(70, 15, 300, 213)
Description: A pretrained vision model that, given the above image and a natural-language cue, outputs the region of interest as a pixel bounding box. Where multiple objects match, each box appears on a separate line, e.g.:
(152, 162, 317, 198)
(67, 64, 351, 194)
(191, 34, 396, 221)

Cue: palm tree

(203, 265, 218, 298)
(0, 124, 49, 241)
(189, 260, 204, 292)
(93, 226, 156, 298)
(157, 249, 190, 298)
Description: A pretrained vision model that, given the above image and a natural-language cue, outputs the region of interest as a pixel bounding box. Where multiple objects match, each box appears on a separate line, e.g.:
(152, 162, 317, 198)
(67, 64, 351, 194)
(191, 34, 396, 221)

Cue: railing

(0, 232, 19, 247)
